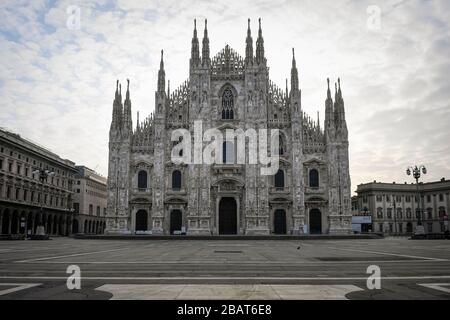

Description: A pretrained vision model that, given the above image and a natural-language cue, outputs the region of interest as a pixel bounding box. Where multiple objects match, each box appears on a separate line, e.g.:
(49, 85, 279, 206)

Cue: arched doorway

(1, 211, 10, 234)
(170, 210, 182, 234)
(309, 209, 322, 234)
(219, 197, 237, 235)
(406, 222, 413, 233)
(135, 210, 148, 232)
(274, 209, 287, 234)
(47, 215, 52, 235)
(72, 219, 79, 234)
(11, 212, 19, 235)
(27, 213, 33, 235)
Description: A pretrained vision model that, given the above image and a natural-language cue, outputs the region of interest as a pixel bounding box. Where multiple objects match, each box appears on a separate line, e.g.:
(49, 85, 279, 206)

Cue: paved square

(0, 238, 449, 299)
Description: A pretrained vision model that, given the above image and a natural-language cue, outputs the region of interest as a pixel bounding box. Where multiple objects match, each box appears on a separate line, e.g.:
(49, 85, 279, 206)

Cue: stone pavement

(0, 238, 449, 300)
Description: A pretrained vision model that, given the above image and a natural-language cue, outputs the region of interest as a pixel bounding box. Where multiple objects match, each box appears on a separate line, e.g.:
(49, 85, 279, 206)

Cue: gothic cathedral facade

(106, 19, 352, 235)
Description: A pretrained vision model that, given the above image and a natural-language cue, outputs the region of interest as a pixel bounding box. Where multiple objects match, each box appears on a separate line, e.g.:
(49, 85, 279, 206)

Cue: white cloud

(0, 0, 449, 192)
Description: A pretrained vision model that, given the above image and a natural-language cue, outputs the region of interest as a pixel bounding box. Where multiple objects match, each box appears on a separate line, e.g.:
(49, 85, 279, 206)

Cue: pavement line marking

(10, 259, 450, 264)
(1, 276, 450, 280)
(15, 248, 130, 263)
(418, 283, 450, 294)
(327, 246, 447, 261)
(96, 284, 363, 300)
(0, 283, 41, 296)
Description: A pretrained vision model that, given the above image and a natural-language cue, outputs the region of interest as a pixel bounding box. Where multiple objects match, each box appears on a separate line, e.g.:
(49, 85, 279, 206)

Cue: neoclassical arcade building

(105, 19, 352, 235)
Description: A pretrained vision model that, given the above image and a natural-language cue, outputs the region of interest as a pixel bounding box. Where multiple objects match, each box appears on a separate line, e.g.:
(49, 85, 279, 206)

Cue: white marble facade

(105, 19, 352, 235)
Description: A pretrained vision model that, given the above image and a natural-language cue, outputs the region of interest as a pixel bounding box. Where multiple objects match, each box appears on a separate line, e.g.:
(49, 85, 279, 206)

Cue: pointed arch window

(137, 170, 147, 189)
(222, 141, 235, 164)
(221, 88, 234, 119)
(309, 169, 319, 188)
(172, 170, 182, 190)
(278, 134, 286, 156)
(274, 169, 285, 189)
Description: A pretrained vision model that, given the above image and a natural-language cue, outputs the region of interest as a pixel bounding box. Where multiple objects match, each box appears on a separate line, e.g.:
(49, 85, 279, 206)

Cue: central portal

(219, 197, 237, 235)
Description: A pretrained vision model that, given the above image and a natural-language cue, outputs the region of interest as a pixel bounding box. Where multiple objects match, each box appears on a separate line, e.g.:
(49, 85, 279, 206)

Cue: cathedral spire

(285, 78, 289, 99)
(325, 78, 335, 133)
(327, 77, 331, 100)
(202, 19, 210, 66)
(338, 77, 342, 99)
(111, 80, 123, 131)
(245, 18, 253, 65)
(157, 50, 165, 93)
(123, 79, 132, 132)
(290, 48, 299, 92)
(136, 110, 139, 130)
(167, 79, 170, 97)
(191, 19, 200, 67)
(125, 78, 130, 102)
(255, 18, 265, 65)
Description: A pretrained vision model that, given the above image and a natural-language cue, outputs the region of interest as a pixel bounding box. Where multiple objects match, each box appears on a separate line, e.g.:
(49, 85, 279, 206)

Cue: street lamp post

(32, 168, 55, 236)
(406, 165, 427, 235)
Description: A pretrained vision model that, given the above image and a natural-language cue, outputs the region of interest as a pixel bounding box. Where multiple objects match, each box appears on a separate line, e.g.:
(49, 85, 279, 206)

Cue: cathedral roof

(211, 45, 245, 80)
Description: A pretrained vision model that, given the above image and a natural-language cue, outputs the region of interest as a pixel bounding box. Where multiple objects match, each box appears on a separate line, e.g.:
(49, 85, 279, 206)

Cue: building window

(17, 164, 21, 175)
(386, 195, 390, 202)
(396, 195, 401, 202)
(103, 208, 106, 216)
(278, 134, 285, 156)
(309, 169, 319, 188)
(15, 188, 20, 200)
(31, 191, 34, 202)
(77, 180, 80, 185)
(387, 208, 392, 219)
(426, 195, 431, 202)
(377, 207, 383, 219)
(96, 206, 100, 216)
(376, 195, 382, 202)
(221, 88, 234, 120)
(426, 208, 433, 220)
(363, 196, 368, 203)
(397, 208, 402, 219)
(389, 224, 393, 233)
(76, 189, 80, 193)
(25, 167, 28, 177)
(222, 141, 234, 164)
(6, 186, 11, 199)
(0, 159, 3, 170)
(438, 207, 446, 218)
(439, 194, 444, 202)
(137, 170, 148, 189)
(8, 162, 13, 172)
(274, 169, 285, 189)
(398, 223, 403, 233)
(405, 195, 411, 202)
(23, 190, 27, 201)
(172, 170, 182, 190)
(89, 204, 93, 215)
(406, 208, 411, 219)
(73, 203, 79, 213)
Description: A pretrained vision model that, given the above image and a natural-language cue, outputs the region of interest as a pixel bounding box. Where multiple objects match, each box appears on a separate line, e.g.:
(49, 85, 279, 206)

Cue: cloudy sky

(0, 0, 449, 191)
